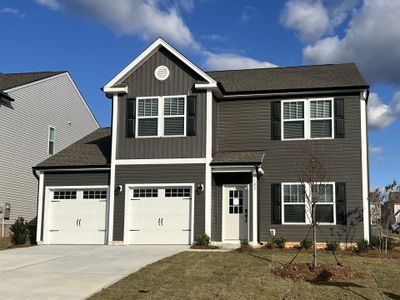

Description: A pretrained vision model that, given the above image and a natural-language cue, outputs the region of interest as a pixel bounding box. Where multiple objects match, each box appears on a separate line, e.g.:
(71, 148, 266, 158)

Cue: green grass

(90, 249, 400, 299)
(0, 238, 32, 251)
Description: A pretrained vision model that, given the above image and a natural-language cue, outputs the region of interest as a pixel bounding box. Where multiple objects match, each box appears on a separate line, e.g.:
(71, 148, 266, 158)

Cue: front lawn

(90, 248, 400, 299)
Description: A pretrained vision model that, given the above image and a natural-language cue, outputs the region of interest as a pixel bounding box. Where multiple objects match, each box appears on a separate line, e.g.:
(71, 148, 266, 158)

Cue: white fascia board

(103, 86, 129, 94)
(212, 165, 256, 173)
(103, 38, 216, 90)
(115, 158, 207, 165)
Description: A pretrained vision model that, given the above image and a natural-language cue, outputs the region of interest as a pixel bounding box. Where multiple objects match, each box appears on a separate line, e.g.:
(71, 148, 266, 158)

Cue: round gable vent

(154, 65, 170, 81)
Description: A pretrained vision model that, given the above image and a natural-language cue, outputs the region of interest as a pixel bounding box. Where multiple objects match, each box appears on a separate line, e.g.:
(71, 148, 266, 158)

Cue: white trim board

(104, 38, 217, 90)
(115, 158, 207, 165)
(123, 183, 195, 245)
(360, 94, 370, 241)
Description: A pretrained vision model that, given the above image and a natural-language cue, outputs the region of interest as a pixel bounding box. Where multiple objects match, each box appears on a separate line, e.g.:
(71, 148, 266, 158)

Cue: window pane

(311, 120, 331, 138)
(138, 98, 158, 117)
(164, 97, 184, 116)
(311, 100, 332, 118)
(283, 102, 304, 119)
(316, 204, 334, 222)
(138, 118, 158, 136)
(284, 205, 305, 223)
(313, 184, 334, 203)
(283, 184, 305, 203)
(49, 141, 54, 155)
(49, 128, 55, 141)
(164, 117, 184, 135)
(284, 121, 304, 139)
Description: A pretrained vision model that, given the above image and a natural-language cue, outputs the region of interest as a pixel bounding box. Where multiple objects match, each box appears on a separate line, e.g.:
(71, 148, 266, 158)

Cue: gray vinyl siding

(114, 164, 206, 241)
(216, 93, 364, 242)
(0, 74, 98, 226)
(212, 96, 218, 155)
(211, 173, 252, 242)
(116, 47, 206, 159)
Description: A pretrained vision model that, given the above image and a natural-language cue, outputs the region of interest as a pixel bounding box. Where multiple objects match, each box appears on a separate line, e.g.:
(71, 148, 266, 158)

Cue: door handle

(79, 219, 82, 227)
(158, 218, 160, 226)
(161, 218, 163, 226)
(76, 219, 79, 227)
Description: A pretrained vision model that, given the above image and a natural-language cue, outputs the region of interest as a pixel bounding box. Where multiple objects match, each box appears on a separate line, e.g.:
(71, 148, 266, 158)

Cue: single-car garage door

(46, 187, 108, 244)
(125, 185, 192, 244)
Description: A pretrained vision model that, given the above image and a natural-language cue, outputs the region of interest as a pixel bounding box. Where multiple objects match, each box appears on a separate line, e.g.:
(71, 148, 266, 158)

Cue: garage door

(46, 188, 108, 244)
(125, 186, 192, 244)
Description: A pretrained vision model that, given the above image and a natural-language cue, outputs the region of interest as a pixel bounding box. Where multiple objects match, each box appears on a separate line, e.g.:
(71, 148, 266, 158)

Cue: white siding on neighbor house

(0, 73, 99, 226)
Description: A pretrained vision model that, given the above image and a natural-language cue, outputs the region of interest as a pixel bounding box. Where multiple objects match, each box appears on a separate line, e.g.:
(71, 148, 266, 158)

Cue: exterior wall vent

(154, 65, 170, 81)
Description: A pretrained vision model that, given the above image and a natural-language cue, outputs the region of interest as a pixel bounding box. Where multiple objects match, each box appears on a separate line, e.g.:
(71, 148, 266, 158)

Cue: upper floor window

(281, 98, 333, 140)
(48, 126, 55, 155)
(136, 95, 186, 138)
(137, 98, 158, 137)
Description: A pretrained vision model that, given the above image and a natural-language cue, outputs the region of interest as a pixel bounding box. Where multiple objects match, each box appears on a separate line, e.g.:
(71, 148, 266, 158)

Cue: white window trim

(48, 126, 55, 155)
(281, 182, 336, 225)
(281, 97, 334, 141)
(135, 96, 161, 138)
(135, 95, 187, 138)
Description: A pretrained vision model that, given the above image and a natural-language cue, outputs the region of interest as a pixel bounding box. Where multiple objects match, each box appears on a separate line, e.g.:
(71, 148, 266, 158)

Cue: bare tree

(298, 154, 330, 269)
(373, 181, 400, 254)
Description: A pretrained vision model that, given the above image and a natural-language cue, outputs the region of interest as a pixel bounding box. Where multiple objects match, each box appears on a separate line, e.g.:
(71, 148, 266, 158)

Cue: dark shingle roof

(34, 128, 111, 169)
(0, 71, 65, 91)
(206, 63, 368, 94)
(211, 151, 265, 165)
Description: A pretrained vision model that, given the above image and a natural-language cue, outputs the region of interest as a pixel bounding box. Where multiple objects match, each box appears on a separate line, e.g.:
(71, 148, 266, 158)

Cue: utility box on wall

(4, 203, 10, 220)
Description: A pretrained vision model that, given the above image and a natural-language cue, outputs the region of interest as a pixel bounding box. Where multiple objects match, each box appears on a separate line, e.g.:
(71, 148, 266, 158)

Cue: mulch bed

(190, 245, 220, 249)
(271, 263, 367, 281)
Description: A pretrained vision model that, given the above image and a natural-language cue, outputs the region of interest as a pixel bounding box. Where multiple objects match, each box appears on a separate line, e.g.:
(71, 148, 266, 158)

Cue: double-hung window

(310, 100, 333, 138)
(282, 184, 306, 223)
(164, 96, 185, 136)
(282, 101, 305, 139)
(48, 126, 55, 155)
(281, 98, 333, 140)
(137, 98, 159, 137)
(136, 95, 186, 137)
(312, 183, 335, 224)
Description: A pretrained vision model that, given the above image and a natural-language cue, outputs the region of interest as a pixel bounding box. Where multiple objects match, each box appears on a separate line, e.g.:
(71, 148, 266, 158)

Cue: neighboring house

(33, 38, 370, 246)
(0, 71, 99, 234)
(369, 191, 381, 235)
(389, 192, 400, 223)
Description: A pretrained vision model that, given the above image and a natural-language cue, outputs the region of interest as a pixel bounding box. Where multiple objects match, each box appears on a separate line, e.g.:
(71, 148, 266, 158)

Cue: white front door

(223, 185, 249, 242)
(46, 188, 108, 244)
(125, 186, 192, 244)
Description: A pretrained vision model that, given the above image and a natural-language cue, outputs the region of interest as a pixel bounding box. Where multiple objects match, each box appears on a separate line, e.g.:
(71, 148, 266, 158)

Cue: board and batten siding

(114, 164, 206, 241)
(116, 47, 207, 159)
(0, 74, 98, 225)
(216, 93, 364, 242)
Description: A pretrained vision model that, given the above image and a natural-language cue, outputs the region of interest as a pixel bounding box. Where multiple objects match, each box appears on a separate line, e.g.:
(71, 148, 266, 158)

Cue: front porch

(210, 150, 265, 246)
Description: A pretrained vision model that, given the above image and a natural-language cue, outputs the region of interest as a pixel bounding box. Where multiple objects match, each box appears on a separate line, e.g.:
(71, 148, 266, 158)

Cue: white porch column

(36, 172, 44, 244)
(251, 170, 258, 245)
(204, 89, 213, 237)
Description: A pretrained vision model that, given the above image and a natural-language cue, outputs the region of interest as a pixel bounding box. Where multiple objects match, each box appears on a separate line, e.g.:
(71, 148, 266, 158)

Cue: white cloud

(0, 7, 25, 18)
(303, 0, 400, 86)
(392, 91, 400, 115)
(36, 0, 198, 49)
(36, 0, 61, 10)
(200, 34, 226, 42)
(368, 93, 396, 130)
(369, 146, 382, 155)
(240, 6, 257, 24)
(281, 0, 330, 42)
(203, 52, 277, 71)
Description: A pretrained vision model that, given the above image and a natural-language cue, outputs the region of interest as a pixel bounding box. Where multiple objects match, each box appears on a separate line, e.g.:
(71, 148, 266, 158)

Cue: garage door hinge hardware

(131, 198, 140, 201)
(98, 230, 106, 232)
(49, 230, 59, 232)
(130, 229, 140, 231)
(182, 229, 191, 231)
(51, 200, 61, 203)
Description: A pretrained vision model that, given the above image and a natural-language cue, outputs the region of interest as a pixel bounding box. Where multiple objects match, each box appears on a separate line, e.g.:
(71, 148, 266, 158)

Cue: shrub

(264, 241, 274, 249)
(300, 239, 312, 250)
(369, 236, 381, 249)
(273, 237, 286, 249)
(10, 217, 30, 245)
(326, 241, 340, 252)
(386, 237, 395, 250)
(356, 239, 369, 253)
(195, 233, 210, 246)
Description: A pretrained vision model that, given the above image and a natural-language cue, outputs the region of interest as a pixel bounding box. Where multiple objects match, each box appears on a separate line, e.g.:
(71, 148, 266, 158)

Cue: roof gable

(103, 38, 216, 93)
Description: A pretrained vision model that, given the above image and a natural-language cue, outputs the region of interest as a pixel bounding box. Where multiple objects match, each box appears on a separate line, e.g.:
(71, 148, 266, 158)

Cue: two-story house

(33, 38, 370, 246)
(0, 71, 99, 235)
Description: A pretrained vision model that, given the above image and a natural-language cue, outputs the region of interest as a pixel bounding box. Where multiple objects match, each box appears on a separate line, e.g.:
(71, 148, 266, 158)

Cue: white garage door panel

(47, 189, 107, 245)
(126, 186, 192, 245)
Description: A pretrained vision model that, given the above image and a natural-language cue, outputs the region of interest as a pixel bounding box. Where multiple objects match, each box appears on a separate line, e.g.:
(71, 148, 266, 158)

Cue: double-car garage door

(46, 185, 192, 245)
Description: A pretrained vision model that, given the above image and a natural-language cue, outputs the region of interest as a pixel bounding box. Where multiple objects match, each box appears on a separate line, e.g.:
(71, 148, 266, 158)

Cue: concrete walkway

(0, 245, 187, 300)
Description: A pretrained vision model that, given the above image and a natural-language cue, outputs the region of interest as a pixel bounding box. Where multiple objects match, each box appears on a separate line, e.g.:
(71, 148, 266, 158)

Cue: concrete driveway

(0, 245, 187, 300)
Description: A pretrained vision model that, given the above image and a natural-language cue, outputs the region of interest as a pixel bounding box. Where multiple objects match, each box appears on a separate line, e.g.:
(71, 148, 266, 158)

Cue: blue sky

(1, 0, 399, 189)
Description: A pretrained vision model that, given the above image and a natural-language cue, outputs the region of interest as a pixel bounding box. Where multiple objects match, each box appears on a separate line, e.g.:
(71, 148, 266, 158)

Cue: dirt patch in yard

(190, 245, 220, 250)
(271, 263, 367, 282)
(343, 250, 400, 259)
